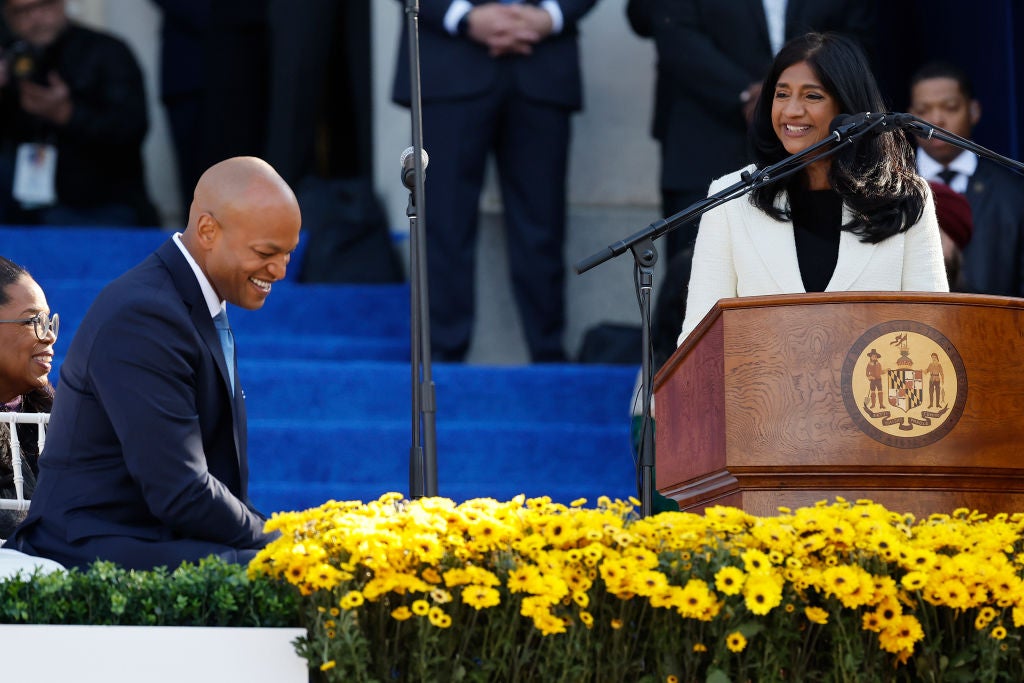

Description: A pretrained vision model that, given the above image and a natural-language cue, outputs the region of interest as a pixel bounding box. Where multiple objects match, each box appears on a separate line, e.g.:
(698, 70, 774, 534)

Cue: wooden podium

(653, 292, 1024, 519)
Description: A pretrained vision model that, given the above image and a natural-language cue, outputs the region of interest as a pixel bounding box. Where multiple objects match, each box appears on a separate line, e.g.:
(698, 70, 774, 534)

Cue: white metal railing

(0, 412, 49, 512)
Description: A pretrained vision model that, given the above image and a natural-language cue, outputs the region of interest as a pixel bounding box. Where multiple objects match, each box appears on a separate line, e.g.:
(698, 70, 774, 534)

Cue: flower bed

(250, 494, 1024, 682)
(3, 496, 1022, 681)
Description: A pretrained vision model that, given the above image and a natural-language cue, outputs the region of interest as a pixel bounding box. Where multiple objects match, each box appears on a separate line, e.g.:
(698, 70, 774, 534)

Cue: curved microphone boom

(829, 112, 916, 140)
(400, 146, 429, 190)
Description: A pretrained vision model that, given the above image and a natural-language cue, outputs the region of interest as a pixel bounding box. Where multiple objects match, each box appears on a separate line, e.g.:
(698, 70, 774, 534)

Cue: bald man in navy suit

(11, 157, 301, 570)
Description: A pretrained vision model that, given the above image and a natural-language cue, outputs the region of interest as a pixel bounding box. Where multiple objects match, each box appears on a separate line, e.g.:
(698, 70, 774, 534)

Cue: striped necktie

(213, 309, 235, 395)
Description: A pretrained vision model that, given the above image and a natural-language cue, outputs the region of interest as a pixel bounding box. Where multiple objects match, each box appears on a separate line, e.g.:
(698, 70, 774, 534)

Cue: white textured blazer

(678, 166, 949, 344)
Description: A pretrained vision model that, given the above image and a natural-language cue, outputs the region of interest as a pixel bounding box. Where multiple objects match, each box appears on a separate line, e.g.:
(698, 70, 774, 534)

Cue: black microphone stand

(403, 0, 437, 498)
(576, 121, 882, 518)
(906, 116, 1024, 177)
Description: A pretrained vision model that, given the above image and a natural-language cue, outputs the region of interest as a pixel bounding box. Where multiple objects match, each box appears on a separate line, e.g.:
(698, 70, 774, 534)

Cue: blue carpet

(2, 226, 641, 512)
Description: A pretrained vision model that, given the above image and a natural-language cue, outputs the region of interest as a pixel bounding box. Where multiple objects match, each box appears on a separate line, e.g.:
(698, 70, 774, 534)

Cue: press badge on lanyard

(12, 142, 57, 207)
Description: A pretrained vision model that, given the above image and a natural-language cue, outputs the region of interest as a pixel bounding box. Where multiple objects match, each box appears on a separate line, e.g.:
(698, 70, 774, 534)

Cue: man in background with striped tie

(909, 61, 1024, 298)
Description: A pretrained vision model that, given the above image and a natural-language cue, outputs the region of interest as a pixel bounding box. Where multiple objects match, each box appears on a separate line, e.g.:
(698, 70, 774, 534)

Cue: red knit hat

(928, 180, 973, 250)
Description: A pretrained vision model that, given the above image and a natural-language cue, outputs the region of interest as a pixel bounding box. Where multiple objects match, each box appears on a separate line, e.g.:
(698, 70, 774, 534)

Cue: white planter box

(0, 624, 308, 682)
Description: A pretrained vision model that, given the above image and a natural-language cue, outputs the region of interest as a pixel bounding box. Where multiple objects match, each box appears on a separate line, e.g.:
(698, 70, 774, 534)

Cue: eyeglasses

(0, 311, 59, 340)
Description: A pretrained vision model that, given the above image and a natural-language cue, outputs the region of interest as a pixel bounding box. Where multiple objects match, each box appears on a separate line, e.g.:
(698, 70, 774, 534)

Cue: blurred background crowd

(0, 0, 1022, 363)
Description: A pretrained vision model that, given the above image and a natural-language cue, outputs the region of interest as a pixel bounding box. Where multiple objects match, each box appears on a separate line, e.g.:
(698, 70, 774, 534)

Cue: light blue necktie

(213, 309, 235, 395)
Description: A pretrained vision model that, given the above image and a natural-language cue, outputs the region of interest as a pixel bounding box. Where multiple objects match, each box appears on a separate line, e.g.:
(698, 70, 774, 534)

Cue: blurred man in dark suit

(392, 1, 598, 362)
(909, 61, 1024, 298)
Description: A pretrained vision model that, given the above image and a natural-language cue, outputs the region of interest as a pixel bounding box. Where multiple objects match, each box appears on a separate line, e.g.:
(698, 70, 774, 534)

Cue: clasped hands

(466, 3, 554, 57)
(0, 57, 73, 126)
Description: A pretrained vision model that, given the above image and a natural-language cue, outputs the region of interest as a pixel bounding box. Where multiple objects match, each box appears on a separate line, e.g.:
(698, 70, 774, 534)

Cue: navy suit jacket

(962, 158, 1024, 297)
(12, 239, 273, 569)
(391, 0, 597, 110)
(627, 0, 876, 193)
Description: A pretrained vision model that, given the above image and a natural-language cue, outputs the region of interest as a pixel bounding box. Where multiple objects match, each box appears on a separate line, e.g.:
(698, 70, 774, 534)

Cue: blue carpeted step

(246, 419, 635, 512)
(41, 280, 411, 364)
(41, 280, 410, 338)
(2, 227, 172, 282)
(240, 360, 637, 424)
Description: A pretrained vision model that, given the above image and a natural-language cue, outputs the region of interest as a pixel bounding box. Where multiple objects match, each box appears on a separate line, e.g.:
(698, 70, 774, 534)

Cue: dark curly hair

(748, 32, 926, 244)
(0, 255, 28, 305)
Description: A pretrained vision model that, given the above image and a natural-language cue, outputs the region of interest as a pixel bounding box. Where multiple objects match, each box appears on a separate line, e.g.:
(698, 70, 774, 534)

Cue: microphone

(829, 112, 915, 140)
(400, 146, 429, 190)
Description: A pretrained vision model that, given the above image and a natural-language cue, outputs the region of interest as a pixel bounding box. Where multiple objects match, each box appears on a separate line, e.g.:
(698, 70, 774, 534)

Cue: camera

(3, 40, 49, 85)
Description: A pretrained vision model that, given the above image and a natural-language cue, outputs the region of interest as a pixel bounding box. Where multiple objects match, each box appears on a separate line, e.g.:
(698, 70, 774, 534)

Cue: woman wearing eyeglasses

(0, 255, 57, 539)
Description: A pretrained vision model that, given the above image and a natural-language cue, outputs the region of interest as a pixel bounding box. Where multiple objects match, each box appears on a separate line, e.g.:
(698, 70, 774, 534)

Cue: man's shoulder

(973, 157, 1024, 189)
(93, 245, 184, 313)
(63, 22, 138, 60)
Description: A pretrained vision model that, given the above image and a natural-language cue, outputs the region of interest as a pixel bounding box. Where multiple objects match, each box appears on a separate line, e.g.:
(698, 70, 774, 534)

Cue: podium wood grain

(653, 292, 1024, 518)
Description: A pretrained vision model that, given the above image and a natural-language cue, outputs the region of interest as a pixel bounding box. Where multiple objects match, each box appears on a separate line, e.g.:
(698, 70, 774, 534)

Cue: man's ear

(195, 212, 219, 247)
(969, 99, 981, 128)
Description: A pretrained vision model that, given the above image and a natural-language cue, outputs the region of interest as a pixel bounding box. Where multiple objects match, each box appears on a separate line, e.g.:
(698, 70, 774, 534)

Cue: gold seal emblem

(842, 321, 966, 448)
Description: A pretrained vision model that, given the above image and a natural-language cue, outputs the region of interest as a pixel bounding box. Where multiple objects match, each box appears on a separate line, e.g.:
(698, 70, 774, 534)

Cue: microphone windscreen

(400, 146, 429, 170)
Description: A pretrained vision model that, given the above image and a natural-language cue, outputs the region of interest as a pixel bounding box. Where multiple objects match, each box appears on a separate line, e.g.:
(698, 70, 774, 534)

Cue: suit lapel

(744, 191, 806, 292)
(784, 0, 804, 39)
(826, 205, 878, 291)
(156, 239, 246, 473)
(746, 0, 772, 55)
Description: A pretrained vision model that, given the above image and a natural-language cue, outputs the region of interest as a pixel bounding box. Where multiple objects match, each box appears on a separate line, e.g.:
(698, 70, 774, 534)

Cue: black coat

(962, 158, 1024, 297)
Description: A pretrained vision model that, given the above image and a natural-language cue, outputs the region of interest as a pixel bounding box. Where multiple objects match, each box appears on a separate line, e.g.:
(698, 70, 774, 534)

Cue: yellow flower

(667, 676, 680, 683)
(901, 571, 928, 591)
(339, 590, 365, 610)
(320, 660, 336, 672)
(462, 585, 502, 610)
(743, 572, 783, 615)
(391, 606, 413, 621)
(692, 643, 707, 653)
(878, 614, 924, 654)
(677, 579, 717, 621)
(975, 606, 997, 630)
(804, 606, 829, 625)
(579, 610, 594, 628)
(411, 599, 430, 616)
(428, 606, 452, 628)
(990, 625, 1007, 640)
(726, 631, 747, 653)
(714, 566, 746, 595)
(430, 588, 453, 604)
(610, 618, 623, 630)
(741, 549, 772, 573)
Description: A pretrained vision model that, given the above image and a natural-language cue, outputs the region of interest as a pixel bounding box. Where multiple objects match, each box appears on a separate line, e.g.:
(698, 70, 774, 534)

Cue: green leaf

(707, 667, 732, 683)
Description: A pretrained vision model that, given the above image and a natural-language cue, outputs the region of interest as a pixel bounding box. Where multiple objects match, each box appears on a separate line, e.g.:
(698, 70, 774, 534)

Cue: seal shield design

(843, 321, 966, 448)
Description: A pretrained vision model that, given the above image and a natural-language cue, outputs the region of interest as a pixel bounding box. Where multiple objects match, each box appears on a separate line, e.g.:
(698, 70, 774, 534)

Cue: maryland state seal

(842, 321, 967, 448)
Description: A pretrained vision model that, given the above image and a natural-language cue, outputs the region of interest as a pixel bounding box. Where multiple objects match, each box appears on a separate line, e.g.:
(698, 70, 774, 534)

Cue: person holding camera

(0, 0, 157, 226)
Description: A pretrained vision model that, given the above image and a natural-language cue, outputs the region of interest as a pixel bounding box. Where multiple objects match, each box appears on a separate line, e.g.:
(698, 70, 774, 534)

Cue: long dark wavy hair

(748, 32, 926, 243)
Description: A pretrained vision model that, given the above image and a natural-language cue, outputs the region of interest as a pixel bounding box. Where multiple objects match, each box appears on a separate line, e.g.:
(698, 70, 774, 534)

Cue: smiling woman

(0, 255, 55, 539)
(678, 32, 949, 343)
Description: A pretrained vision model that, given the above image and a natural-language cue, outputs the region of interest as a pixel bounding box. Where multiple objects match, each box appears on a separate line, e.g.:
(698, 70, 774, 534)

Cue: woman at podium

(678, 32, 948, 343)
